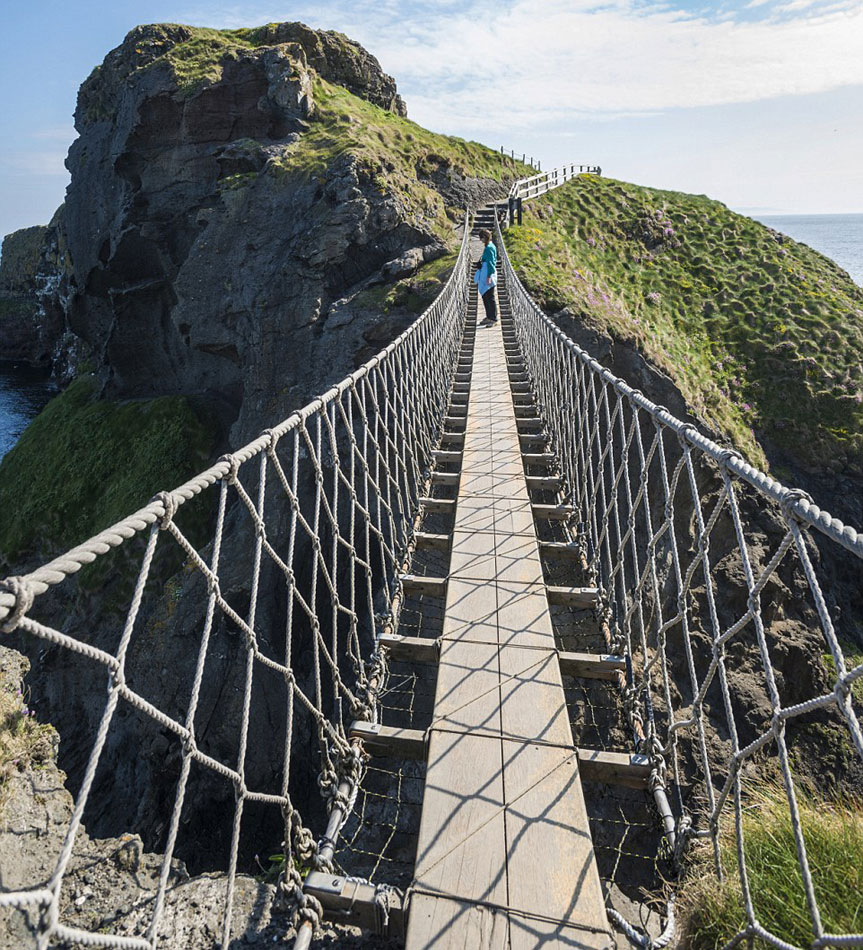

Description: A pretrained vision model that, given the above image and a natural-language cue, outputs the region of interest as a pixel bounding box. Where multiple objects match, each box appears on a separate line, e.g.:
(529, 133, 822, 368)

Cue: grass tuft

(0, 672, 57, 815)
(677, 783, 863, 949)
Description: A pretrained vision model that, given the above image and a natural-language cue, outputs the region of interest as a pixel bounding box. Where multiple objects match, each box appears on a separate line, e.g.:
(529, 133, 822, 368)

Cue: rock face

(0, 216, 68, 366)
(58, 23, 428, 442)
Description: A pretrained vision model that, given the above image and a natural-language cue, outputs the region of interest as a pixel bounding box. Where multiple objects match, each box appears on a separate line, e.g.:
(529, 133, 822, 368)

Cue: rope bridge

(0, 169, 860, 950)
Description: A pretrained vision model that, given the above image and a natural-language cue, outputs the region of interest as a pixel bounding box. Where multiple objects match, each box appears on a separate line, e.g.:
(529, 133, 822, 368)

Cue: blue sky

(1, 0, 862, 240)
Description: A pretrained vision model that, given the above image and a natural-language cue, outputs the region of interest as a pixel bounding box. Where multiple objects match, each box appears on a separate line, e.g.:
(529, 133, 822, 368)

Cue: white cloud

(183, 0, 863, 135)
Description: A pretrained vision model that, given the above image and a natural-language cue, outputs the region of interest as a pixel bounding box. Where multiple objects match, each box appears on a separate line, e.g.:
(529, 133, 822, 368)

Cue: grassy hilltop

(505, 175, 863, 474)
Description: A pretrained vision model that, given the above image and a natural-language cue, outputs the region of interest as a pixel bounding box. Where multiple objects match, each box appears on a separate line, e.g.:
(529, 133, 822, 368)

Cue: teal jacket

(481, 241, 497, 274)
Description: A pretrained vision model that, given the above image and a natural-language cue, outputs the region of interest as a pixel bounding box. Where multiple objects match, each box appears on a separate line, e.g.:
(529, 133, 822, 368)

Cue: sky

(0, 0, 862, 241)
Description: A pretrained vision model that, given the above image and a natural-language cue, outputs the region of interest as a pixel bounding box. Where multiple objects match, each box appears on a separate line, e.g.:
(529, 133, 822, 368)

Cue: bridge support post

(508, 196, 516, 226)
(517, 197, 523, 226)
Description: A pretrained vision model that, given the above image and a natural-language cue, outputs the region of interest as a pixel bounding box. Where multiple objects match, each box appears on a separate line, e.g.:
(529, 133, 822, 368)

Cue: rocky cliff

(0, 211, 70, 367)
(48, 22, 518, 445)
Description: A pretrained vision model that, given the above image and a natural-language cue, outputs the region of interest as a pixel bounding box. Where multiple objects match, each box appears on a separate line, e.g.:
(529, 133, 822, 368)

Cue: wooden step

(400, 574, 448, 598)
(531, 503, 572, 520)
(440, 432, 465, 447)
(516, 418, 543, 432)
(379, 633, 441, 663)
(525, 475, 561, 491)
(577, 749, 651, 789)
(431, 471, 460, 487)
(523, 452, 555, 465)
(351, 723, 650, 789)
(415, 531, 451, 552)
(419, 496, 456, 513)
(558, 651, 626, 680)
(349, 721, 426, 759)
(547, 586, 599, 607)
(432, 449, 461, 463)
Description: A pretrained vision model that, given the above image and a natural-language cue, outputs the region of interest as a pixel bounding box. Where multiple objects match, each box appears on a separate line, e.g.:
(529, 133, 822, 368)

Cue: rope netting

(497, 211, 863, 950)
(0, 220, 470, 948)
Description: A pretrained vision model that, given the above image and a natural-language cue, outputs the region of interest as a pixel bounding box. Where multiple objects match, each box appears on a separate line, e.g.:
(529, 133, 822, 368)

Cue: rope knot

(677, 422, 699, 446)
(780, 487, 814, 520)
(263, 428, 279, 453)
(0, 576, 35, 634)
(218, 453, 240, 485)
(718, 447, 744, 468)
(153, 491, 177, 531)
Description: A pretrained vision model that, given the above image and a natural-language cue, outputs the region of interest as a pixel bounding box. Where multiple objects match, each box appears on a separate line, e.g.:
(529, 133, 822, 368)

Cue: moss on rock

(0, 378, 217, 565)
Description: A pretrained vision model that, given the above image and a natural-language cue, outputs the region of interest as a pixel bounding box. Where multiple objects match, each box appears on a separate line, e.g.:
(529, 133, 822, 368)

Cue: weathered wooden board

(406, 290, 611, 949)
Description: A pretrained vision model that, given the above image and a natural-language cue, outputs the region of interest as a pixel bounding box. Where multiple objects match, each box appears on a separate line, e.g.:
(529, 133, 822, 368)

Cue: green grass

(266, 75, 529, 244)
(355, 251, 458, 315)
(0, 672, 57, 815)
(0, 377, 217, 564)
(505, 176, 863, 472)
(678, 783, 863, 949)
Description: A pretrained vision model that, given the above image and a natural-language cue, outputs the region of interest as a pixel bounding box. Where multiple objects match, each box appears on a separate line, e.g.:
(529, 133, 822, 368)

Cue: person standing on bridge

(474, 228, 498, 323)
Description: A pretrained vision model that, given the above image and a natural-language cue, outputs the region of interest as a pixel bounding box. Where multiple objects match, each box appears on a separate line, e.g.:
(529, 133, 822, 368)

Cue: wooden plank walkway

(405, 269, 613, 949)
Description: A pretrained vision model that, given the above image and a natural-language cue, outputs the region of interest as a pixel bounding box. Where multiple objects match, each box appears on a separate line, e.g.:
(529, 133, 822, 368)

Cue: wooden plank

(539, 541, 582, 560)
(305, 871, 405, 937)
(532, 503, 573, 521)
(522, 452, 554, 465)
(432, 449, 462, 463)
(431, 471, 460, 487)
(558, 651, 626, 680)
(415, 531, 452, 552)
(525, 475, 561, 491)
(498, 647, 572, 745)
(494, 581, 557, 650)
(494, 533, 544, 585)
(401, 574, 448, 597)
(501, 739, 611, 944)
(420, 496, 457, 513)
(411, 731, 508, 903)
(432, 639, 502, 737)
(406, 894, 509, 950)
(379, 633, 440, 664)
(577, 748, 651, 788)
(449, 530, 497, 581)
(349, 721, 426, 760)
(546, 586, 600, 608)
(441, 431, 465, 447)
(441, 576, 498, 643)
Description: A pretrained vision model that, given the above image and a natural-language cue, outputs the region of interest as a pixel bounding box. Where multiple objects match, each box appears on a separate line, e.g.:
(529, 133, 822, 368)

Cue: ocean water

(0, 363, 56, 463)
(755, 213, 863, 287)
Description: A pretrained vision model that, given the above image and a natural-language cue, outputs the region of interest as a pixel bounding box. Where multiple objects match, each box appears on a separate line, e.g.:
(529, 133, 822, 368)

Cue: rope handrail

(496, 197, 863, 950)
(0, 223, 470, 626)
(0, 216, 473, 948)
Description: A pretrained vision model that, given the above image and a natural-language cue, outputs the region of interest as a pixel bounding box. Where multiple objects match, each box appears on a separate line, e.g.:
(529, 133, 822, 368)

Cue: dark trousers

(481, 287, 498, 321)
